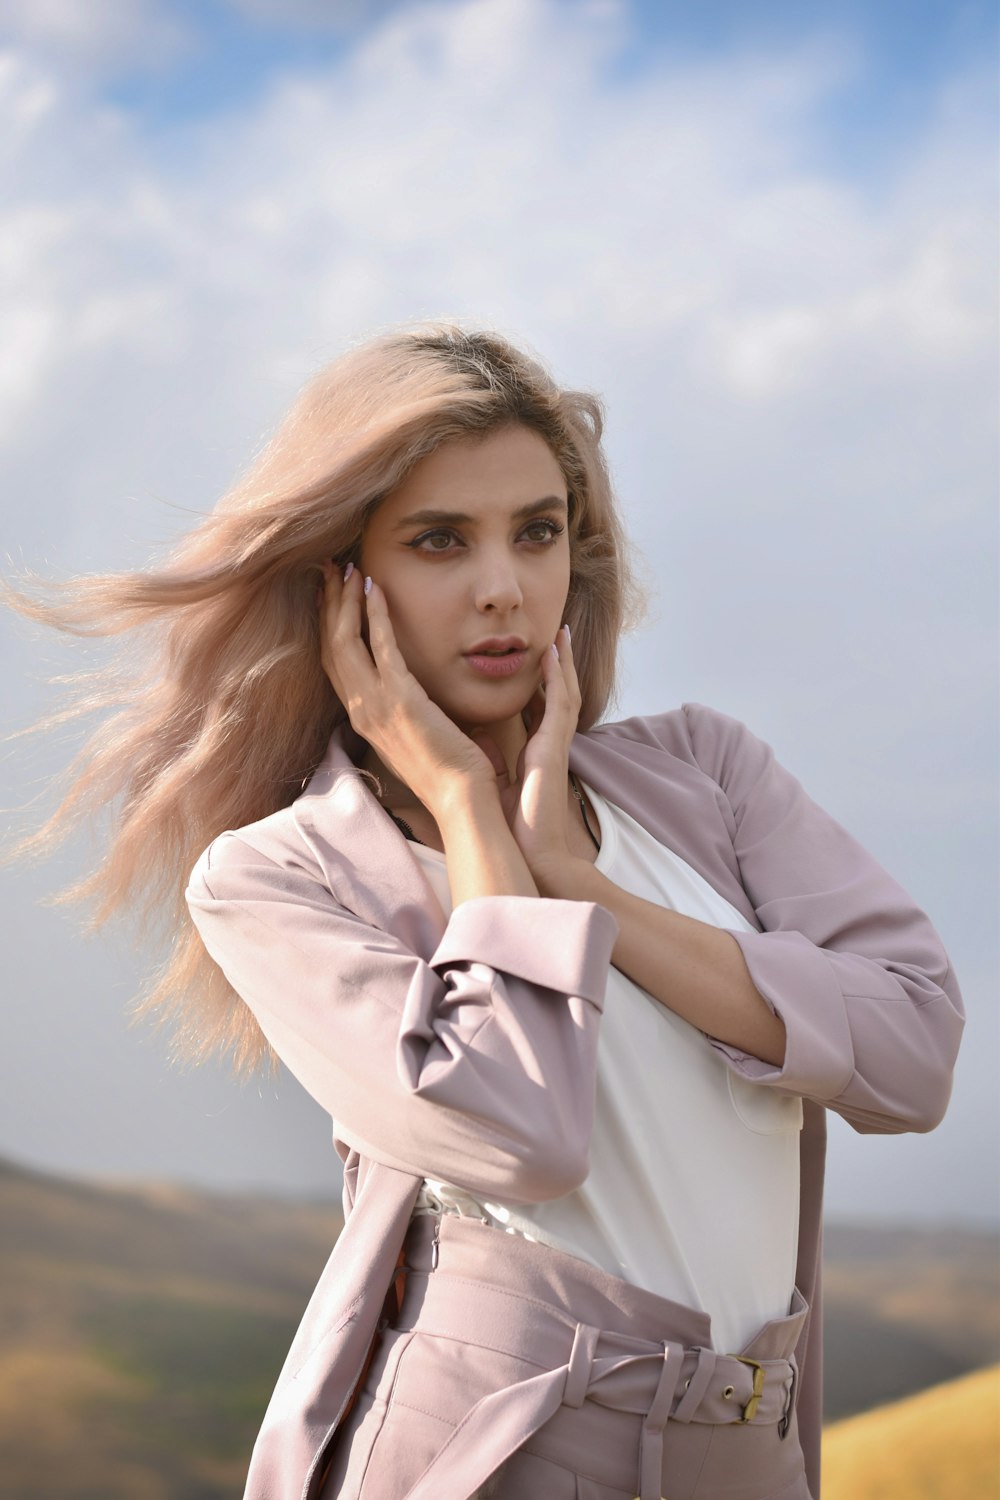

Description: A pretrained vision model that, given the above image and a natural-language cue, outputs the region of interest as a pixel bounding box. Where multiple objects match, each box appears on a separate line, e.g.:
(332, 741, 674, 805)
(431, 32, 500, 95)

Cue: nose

(472, 549, 524, 614)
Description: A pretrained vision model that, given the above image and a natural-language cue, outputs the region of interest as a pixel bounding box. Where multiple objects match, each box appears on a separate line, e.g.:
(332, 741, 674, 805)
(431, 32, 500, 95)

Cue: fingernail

(364, 575, 372, 596)
(563, 623, 571, 643)
(550, 642, 559, 657)
(343, 562, 354, 582)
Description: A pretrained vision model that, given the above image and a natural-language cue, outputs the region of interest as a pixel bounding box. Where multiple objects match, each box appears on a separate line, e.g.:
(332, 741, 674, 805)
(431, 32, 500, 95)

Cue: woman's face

(358, 424, 572, 735)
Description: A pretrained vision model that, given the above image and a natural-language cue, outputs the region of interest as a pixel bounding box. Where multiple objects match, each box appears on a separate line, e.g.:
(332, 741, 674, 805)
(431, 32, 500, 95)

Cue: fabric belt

(395, 1218, 803, 1500)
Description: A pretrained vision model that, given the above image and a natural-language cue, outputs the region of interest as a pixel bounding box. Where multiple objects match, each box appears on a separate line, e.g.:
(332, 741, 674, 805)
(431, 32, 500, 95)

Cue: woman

(10, 326, 963, 1500)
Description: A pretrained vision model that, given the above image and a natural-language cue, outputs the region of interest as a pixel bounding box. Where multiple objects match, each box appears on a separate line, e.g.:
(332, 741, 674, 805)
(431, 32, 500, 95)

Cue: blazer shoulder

(187, 803, 308, 899)
(586, 701, 758, 775)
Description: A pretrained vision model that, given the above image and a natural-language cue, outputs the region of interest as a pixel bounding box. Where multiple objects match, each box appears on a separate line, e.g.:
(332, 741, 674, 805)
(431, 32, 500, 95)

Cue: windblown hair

(6, 323, 649, 1070)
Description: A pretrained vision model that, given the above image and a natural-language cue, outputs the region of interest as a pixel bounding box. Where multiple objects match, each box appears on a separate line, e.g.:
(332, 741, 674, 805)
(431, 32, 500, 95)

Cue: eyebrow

(391, 495, 569, 531)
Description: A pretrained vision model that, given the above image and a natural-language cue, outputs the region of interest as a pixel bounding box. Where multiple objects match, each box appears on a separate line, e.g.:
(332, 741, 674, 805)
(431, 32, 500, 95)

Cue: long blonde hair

(5, 323, 650, 1070)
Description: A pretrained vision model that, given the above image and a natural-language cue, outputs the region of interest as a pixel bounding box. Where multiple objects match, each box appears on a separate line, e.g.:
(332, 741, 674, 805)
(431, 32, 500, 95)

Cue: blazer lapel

(292, 721, 448, 959)
(568, 730, 761, 930)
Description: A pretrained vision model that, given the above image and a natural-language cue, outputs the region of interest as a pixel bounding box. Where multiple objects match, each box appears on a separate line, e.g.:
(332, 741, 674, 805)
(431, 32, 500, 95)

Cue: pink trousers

(320, 1214, 812, 1500)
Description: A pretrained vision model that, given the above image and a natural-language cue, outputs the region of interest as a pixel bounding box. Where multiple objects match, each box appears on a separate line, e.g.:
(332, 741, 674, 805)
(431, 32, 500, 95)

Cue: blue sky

(101, 0, 997, 174)
(0, 0, 996, 1222)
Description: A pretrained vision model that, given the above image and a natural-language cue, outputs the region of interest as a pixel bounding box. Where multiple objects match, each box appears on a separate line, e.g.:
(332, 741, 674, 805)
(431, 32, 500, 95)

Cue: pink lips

(463, 650, 528, 677)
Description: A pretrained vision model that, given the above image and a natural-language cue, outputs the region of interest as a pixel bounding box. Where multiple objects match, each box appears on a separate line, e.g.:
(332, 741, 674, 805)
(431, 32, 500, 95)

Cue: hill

(822, 1363, 1000, 1500)
(822, 1221, 1000, 1419)
(0, 1155, 997, 1497)
(0, 1155, 342, 1499)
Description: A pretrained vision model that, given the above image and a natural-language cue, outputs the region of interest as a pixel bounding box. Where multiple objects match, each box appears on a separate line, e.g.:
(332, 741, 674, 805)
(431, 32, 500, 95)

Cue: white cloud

(221, 0, 400, 29)
(0, 46, 57, 126)
(0, 0, 192, 79)
(0, 0, 991, 585)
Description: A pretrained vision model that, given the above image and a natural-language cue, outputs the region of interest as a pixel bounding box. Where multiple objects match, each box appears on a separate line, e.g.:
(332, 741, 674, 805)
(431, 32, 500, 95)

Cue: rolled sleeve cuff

(711, 928, 855, 1099)
(430, 896, 619, 1009)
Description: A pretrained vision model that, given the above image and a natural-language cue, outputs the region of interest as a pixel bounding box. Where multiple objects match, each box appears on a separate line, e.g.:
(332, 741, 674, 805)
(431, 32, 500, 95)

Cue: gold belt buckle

(731, 1355, 765, 1422)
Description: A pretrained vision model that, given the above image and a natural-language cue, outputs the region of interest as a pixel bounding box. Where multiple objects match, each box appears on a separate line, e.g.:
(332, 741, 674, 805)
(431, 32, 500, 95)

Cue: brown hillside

(822, 1221, 1000, 1419)
(822, 1363, 1000, 1500)
(0, 1156, 342, 1499)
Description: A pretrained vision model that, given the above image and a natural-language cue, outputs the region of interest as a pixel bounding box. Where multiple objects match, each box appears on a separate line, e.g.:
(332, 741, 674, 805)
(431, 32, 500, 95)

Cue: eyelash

(407, 519, 565, 554)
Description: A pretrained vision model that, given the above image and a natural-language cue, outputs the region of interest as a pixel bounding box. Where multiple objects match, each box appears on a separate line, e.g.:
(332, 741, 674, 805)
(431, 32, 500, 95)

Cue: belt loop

(778, 1355, 798, 1439)
(563, 1323, 598, 1409)
(638, 1343, 683, 1500)
(670, 1346, 717, 1424)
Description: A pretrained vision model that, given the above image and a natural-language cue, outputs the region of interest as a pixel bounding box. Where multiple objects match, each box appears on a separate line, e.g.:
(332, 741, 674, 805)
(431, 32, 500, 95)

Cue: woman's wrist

(430, 775, 503, 831)
(530, 854, 604, 902)
(435, 783, 540, 905)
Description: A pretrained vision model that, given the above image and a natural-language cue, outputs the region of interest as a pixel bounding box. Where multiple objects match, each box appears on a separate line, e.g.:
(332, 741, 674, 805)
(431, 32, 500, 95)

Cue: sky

(0, 0, 996, 1225)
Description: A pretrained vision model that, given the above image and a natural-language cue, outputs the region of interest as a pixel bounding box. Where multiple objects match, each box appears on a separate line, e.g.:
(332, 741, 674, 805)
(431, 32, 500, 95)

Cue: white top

(409, 779, 802, 1353)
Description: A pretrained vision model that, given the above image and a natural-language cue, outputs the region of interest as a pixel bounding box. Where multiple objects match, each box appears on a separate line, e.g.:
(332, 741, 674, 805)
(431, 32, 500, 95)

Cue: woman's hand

(471, 626, 584, 883)
(319, 563, 501, 816)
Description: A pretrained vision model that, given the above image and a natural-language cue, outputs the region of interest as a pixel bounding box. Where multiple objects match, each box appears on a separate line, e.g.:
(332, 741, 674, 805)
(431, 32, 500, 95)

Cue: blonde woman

(9, 327, 963, 1500)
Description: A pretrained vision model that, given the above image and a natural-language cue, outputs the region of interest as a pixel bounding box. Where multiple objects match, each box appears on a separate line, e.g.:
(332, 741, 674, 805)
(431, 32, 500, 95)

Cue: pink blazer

(186, 701, 964, 1500)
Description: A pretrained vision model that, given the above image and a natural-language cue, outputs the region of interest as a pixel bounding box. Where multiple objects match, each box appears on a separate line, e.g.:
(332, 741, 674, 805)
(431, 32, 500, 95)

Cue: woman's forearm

(535, 858, 787, 1067)
(434, 797, 786, 1071)
(436, 785, 540, 906)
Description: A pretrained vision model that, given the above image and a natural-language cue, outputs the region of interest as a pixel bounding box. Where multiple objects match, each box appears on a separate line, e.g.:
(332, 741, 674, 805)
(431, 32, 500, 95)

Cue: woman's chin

(437, 683, 536, 732)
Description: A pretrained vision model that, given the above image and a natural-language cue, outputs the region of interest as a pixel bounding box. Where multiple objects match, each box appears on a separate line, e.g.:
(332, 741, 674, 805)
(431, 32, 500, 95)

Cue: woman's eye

(409, 521, 563, 553)
(523, 520, 563, 543)
(410, 528, 458, 552)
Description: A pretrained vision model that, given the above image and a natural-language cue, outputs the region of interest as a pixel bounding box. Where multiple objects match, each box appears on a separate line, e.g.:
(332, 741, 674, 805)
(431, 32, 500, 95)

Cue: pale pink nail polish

(344, 562, 354, 582)
(364, 575, 372, 596)
(564, 623, 571, 643)
(550, 643, 559, 657)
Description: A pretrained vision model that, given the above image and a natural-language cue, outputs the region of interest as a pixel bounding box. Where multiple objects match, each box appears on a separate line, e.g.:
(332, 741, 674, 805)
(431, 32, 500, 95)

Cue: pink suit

(186, 701, 964, 1499)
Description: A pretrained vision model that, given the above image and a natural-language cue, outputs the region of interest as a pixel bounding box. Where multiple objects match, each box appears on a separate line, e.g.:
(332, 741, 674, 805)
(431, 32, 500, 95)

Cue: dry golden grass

(0, 1345, 136, 1431)
(822, 1363, 1000, 1500)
